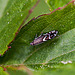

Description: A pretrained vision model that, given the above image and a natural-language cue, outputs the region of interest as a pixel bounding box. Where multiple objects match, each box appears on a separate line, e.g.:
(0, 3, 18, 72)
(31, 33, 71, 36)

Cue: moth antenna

(38, 32, 43, 37)
(41, 32, 43, 36)
(35, 34, 38, 39)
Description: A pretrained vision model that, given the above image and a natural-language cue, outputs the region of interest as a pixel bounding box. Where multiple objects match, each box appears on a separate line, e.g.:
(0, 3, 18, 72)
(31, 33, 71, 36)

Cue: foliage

(0, 0, 75, 75)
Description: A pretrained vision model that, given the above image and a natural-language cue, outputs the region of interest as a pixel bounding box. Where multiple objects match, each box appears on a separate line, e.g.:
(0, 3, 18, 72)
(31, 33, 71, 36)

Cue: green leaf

(33, 64, 75, 75)
(0, 0, 37, 55)
(7, 69, 28, 75)
(25, 29, 75, 64)
(5, 65, 31, 75)
(0, 67, 8, 75)
(0, 0, 8, 18)
(46, 0, 71, 10)
(25, 0, 50, 24)
(2, 1, 75, 66)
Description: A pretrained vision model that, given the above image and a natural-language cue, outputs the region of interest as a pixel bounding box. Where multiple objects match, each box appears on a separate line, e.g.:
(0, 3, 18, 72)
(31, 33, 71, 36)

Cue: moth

(30, 30, 58, 45)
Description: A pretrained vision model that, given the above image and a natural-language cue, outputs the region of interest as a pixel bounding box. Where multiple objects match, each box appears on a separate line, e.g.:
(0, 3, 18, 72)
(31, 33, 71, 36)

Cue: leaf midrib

(24, 50, 75, 65)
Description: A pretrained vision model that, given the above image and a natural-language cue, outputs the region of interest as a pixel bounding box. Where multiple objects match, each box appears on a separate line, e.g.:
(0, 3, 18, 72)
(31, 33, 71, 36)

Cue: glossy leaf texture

(0, 0, 8, 18)
(0, 0, 38, 55)
(46, 0, 71, 11)
(2, 1, 75, 66)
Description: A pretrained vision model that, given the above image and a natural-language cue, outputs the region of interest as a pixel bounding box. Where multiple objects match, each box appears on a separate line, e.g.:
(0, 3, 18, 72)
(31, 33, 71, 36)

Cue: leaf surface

(2, 1, 75, 66)
(7, 69, 28, 75)
(0, 0, 37, 54)
(0, 67, 8, 75)
(25, 0, 50, 24)
(33, 63, 75, 75)
(46, 0, 71, 10)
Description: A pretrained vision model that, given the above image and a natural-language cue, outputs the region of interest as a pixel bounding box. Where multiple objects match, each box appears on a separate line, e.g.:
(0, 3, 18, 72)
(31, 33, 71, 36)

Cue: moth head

(30, 42, 34, 45)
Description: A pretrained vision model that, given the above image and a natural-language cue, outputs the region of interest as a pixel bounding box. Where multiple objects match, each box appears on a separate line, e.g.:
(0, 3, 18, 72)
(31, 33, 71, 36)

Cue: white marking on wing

(52, 30, 55, 33)
(43, 36, 47, 41)
(54, 34, 56, 36)
(49, 32, 51, 34)
(49, 34, 51, 39)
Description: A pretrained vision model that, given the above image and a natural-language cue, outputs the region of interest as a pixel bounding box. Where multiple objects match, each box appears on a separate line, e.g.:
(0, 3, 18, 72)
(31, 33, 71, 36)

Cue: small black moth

(30, 30, 58, 45)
